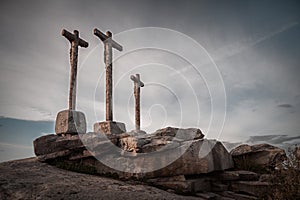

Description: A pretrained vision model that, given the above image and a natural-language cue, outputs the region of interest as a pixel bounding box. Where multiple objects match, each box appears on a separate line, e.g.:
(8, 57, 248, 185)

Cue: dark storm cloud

(277, 104, 293, 108)
(1, 1, 299, 67)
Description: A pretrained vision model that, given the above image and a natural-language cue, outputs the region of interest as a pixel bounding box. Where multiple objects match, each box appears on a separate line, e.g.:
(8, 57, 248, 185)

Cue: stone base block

(55, 109, 86, 135)
(94, 121, 126, 135)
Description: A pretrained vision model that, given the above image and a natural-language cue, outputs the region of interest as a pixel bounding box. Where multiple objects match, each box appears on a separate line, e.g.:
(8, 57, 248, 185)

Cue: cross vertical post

(93, 28, 126, 135)
(62, 29, 88, 110)
(105, 31, 113, 121)
(131, 74, 144, 131)
(55, 29, 88, 135)
(94, 29, 123, 121)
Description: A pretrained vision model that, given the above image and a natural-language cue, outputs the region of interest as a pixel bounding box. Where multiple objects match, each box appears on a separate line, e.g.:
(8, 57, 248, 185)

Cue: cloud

(0, 142, 33, 162)
(170, 21, 299, 78)
(220, 98, 300, 143)
(277, 104, 293, 108)
(0, 142, 32, 150)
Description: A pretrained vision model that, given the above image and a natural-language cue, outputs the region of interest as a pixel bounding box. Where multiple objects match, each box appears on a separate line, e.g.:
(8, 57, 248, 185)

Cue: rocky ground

(2, 126, 290, 200)
(0, 157, 200, 200)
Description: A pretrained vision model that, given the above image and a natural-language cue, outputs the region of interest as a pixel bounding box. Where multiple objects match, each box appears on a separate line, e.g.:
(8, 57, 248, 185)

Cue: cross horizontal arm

(130, 75, 144, 87)
(61, 29, 88, 48)
(93, 28, 123, 51)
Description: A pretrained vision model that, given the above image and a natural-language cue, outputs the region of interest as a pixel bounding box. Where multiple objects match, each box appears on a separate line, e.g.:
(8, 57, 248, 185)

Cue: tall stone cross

(94, 28, 123, 121)
(55, 29, 88, 135)
(62, 29, 88, 110)
(130, 74, 144, 131)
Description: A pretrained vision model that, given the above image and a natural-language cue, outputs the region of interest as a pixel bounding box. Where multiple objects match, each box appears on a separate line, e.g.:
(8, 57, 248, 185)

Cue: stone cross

(56, 29, 88, 135)
(94, 28, 123, 121)
(62, 29, 88, 110)
(130, 74, 144, 131)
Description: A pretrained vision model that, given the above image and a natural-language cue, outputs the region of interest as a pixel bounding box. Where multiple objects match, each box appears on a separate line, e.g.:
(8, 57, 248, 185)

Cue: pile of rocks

(33, 127, 286, 199)
(34, 127, 233, 179)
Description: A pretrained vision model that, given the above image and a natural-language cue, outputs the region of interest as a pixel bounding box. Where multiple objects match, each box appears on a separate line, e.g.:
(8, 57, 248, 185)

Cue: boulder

(154, 127, 204, 140)
(230, 143, 286, 169)
(150, 139, 233, 176)
(118, 127, 204, 153)
(33, 134, 84, 156)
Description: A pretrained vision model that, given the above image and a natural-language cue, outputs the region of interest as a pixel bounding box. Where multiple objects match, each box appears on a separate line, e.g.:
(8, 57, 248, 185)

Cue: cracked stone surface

(0, 158, 200, 200)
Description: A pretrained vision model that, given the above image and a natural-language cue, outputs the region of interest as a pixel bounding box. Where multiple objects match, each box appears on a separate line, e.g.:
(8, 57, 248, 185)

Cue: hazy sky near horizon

(0, 0, 300, 161)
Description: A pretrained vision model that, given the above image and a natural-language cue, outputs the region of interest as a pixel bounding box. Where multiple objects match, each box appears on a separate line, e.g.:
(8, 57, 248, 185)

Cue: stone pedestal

(94, 121, 126, 135)
(55, 109, 86, 135)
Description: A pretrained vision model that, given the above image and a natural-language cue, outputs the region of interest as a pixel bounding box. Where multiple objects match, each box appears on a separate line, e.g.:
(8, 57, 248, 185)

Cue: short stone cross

(130, 74, 144, 131)
(94, 28, 122, 121)
(62, 29, 88, 110)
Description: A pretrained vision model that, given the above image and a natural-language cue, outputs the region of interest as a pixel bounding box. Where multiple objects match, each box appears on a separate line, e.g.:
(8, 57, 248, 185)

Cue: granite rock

(230, 143, 286, 169)
(55, 109, 87, 135)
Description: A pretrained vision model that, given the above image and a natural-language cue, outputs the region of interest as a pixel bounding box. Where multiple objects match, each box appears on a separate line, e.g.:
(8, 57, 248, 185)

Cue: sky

(0, 0, 300, 162)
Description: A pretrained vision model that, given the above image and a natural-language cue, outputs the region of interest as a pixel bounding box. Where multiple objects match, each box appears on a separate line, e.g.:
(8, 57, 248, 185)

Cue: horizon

(1, 116, 299, 163)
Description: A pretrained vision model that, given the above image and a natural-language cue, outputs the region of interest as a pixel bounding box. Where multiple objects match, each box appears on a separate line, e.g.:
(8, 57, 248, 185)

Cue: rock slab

(0, 158, 199, 200)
